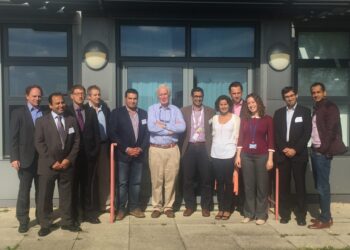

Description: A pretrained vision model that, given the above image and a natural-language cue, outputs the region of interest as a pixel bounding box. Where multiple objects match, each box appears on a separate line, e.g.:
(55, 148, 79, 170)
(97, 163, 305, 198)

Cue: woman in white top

(211, 95, 240, 220)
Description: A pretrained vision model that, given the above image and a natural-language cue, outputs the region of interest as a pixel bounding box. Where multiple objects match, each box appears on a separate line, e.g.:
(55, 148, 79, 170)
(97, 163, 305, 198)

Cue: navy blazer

(109, 106, 149, 162)
(273, 104, 312, 163)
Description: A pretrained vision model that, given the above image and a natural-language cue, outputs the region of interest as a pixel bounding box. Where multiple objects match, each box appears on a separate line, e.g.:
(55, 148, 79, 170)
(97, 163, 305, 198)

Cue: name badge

(295, 117, 303, 123)
(192, 133, 199, 141)
(141, 119, 147, 125)
(68, 127, 75, 134)
(249, 143, 257, 149)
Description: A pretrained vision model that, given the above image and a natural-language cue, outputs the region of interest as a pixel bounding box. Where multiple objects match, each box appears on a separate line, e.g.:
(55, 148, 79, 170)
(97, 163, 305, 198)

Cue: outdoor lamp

(84, 41, 108, 71)
(267, 43, 291, 71)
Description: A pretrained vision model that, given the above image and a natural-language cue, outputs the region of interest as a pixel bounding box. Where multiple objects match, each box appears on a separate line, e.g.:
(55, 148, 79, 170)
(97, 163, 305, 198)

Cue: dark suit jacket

(109, 106, 149, 163)
(273, 104, 312, 163)
(180, 105, 216, 157)
(34, 112, 80, 175)
(67, 104, 100, 159)
(10, 105, 44, 168)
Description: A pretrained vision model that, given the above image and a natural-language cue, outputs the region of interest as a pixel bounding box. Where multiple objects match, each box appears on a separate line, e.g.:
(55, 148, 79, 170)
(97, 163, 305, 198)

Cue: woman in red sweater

(235, 93, 274, 225)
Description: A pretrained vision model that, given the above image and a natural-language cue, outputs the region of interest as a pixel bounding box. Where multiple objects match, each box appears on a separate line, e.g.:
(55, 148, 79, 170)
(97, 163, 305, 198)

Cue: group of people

(10, 81, 346, 237)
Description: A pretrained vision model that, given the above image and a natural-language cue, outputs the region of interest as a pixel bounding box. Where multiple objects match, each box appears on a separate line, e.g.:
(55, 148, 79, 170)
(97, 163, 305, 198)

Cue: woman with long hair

(235, 93, 274, 225)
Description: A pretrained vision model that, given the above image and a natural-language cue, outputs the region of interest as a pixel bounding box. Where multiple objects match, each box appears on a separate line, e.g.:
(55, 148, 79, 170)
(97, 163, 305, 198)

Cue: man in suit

(87, 85, 111, 212)
(308, 82, 346, 229)
(10, 85, 44, 233)
(273, 86, 312, 226)
(109, 88, 149, 220)
(67, 85, 100, 224)
(181, 87, 215, 217)
(229, 81, 247, 214)
(35, 92, 81, 236)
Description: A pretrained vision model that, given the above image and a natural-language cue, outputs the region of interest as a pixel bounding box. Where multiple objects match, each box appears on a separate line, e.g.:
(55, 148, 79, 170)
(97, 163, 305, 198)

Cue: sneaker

(256, 219, 266, 225)
(241, 217, 253, 223)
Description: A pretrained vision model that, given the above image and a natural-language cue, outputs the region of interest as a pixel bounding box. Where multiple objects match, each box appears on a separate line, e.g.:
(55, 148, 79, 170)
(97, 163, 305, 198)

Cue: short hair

(191, 87, 204, 97)
(310, 82, 326, 92)
(244, 93, 265, 118)
(87, 85, 101, 95)
(215, 95, 233, 112)
(70, 84, 86, 95)
(157, 84, 171, 97)
(48, 92, 64, 105)
(25, 85, 43, 96)
(281, 86, 297, 99)
(228, 81, 243, 92)
(125, 88, 138, 98)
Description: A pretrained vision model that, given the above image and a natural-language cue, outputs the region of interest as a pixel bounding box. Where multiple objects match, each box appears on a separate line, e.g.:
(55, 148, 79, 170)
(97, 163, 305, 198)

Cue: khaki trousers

(149, 145, 180, 212)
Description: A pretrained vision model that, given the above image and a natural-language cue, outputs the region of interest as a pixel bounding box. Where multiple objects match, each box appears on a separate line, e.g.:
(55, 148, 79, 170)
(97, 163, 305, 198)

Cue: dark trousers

(117, 160, 143, 212)
(182, 143, 212, 210)
(241, 153, 269, 220)
(16, 164, 39, 224)
(278, 159, 307, 220)
(212, 157, 234, 211)
(233, 168, 245, 212)
(38, 168, 74, 228)
(96, 142, 110, 210)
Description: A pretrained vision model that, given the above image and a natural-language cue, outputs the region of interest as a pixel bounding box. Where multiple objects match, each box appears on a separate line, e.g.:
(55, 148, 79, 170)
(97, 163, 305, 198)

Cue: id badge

(249, 143, 257, 149)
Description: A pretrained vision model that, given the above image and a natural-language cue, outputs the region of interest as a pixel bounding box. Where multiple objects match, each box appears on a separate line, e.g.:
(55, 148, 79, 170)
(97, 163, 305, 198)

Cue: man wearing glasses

(147, 84, 186, 218)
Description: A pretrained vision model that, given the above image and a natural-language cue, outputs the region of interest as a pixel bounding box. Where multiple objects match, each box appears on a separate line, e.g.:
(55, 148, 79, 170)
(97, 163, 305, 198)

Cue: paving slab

(233, 235, 295, 249)
(286, 235, 348, 249)
(336, 235, 350, 246)
(224, 222, 277, 236)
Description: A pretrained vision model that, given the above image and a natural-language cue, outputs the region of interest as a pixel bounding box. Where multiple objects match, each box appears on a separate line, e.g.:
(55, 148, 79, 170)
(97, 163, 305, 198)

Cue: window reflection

(121, 26, 185, 57)
(8, 28, 67, 57)
(191, 27, 254, 57)
(9, 66, 68, 96)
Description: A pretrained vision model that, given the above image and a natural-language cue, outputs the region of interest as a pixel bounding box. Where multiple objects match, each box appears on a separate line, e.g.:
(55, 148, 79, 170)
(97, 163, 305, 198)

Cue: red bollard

(275, 167, 279, 222)
(110, 143, 117, 223)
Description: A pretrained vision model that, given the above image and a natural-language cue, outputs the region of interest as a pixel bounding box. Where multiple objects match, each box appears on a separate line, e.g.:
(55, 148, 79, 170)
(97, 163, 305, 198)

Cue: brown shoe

(151, 210, 162, 218)
(310, 218, 333, 225)
(116, 211, 126, 221)
(164, 210, 175, 218)
(129, 209, 145, 218)
(202, 209, 210, 217)
(308, 220, 333, 229)
(183, 208, 194, 217)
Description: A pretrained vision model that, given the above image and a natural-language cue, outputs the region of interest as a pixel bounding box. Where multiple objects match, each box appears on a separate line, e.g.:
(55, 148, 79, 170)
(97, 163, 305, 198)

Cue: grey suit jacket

(180, 105, 216, 157)
(34, 112, 80, 175)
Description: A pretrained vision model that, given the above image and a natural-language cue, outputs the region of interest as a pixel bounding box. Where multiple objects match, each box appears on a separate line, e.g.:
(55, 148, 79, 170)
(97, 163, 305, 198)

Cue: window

(296, 31, 350, 147)
(2, 25, 72, 157)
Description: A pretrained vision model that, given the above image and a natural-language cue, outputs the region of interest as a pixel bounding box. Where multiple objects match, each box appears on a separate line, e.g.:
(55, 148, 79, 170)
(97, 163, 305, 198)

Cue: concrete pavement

(1, 203, 350, 250)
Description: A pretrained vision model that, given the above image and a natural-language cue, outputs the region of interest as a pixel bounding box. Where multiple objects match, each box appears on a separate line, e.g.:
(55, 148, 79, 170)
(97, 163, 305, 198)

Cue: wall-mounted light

(267, 43, 291, 71)
(84, 41, 108, 71)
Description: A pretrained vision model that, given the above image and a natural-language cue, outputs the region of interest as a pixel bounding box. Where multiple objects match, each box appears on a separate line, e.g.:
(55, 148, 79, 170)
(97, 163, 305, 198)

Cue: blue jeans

(117, 160, 143, 212)
(310, 150, 332, 222)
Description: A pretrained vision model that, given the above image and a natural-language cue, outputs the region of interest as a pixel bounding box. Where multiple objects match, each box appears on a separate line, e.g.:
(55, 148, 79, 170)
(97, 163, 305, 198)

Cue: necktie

(76, 108, 84, 131)
(57, 115, 66, 149)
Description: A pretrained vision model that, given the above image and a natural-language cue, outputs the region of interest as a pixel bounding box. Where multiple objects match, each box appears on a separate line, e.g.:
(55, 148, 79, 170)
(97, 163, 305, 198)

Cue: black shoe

(72, 220, 81, 227)
(297, 218, 306, 226)
(38, 227, 51, 237)
(18, 223, 29, 233)
(280, 218, 289, 224)
(84, 217, 101, 224)
(61, 225, 82, 232)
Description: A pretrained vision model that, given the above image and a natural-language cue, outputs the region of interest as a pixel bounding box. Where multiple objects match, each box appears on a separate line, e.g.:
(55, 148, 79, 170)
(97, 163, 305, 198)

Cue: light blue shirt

(147, 103, 186, 145)
(51, 111, 65, 130)
(27, 102, 43, 125)
(89, 103, 108, 141)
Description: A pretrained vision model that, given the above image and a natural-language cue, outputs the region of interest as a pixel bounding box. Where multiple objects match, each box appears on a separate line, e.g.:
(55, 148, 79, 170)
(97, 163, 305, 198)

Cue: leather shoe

(202, 209, 210, 217)
(38, 227, 51, 237)
(310, 218, 333, 225)
(183, 208, 194, 217)
(84, 217, 101, 224)
(129, 209, 145, 218)
(280, 218, 289, 224)
(164, 210, 175, 218)
(116, 211, 126, 221)
(61, 225, 82, 232)
(297, 218, 306, 226)
(308, 220, 332, 229)
(151, 210, 162, 218)
(18, 223, 29, 233)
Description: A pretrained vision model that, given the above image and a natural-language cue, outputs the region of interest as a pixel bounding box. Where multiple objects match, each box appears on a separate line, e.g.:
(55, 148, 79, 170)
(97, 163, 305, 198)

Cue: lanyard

(249, 118, 258, 143)
(192, 107, 203, 130)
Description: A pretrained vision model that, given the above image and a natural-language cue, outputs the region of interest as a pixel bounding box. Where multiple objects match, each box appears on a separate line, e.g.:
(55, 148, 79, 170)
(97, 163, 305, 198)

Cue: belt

(150, 143, 177, 149)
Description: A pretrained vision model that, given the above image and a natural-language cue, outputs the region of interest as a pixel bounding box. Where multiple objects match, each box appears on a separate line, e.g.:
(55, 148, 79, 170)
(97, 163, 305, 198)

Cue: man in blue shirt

(148, 84, 186, 218)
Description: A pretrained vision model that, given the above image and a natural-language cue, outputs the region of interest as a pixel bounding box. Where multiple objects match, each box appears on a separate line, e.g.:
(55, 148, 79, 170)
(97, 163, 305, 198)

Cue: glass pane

(121, 26, 185, 57)
(339, 106, 349, 147)
(127, 67, 183, 110)
(8, 28, 67, 57)
(191, 27, 254, 57)
(298, 68, 349, 96)
(194, 68, 248, 108)
(9, 66, 68, 96)
(298, 32, 350, 59)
